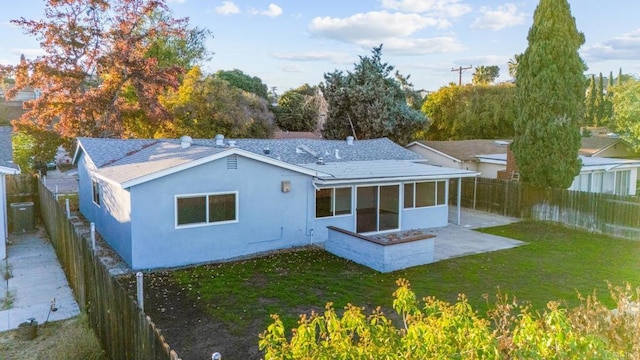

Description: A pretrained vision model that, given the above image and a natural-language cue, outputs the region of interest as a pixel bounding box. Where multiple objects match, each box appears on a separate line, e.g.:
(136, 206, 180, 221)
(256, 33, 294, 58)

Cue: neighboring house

(406, 140, 511, 178)
(73, 135, 478, 270)
(0, 127, 21, 259)
(407, 139, 640, 196)
(579, 136, 637, 158)
(476, 153, 640, 195)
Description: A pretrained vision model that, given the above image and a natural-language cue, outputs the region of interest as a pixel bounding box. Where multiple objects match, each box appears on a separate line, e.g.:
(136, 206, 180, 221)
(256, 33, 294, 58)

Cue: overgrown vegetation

(259, 279, 640, 358)
(0, 315, 105, 359)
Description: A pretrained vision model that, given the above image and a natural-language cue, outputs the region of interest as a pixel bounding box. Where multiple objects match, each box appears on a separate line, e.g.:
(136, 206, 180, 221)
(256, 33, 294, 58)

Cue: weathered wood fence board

(38, 180, 180, 360)
(451, 177, 640, 240)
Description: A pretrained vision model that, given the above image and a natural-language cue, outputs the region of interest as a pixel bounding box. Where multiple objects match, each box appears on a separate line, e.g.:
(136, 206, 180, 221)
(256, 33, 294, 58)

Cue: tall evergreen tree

(584, 74, 596, 126)
(512, 0, 585, 188)
(594, 72, 606, 125)
(604, 71, 615, 124)
(617, 68, 623, 86)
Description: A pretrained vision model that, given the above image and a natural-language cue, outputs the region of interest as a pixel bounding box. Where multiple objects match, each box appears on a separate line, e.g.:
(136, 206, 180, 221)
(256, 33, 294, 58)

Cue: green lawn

(170, 221, 640, 332)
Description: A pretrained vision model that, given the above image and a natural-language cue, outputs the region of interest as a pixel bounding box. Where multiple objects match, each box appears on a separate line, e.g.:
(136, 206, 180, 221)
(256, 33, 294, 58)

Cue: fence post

(90, 223, 96, 252)
(136, 272, 144, 311)
(65, 198, 70, 219)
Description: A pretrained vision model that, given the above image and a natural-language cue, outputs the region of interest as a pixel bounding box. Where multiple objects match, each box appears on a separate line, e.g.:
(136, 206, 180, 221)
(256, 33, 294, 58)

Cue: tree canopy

(7, 0, 210, 166)
(511, 0, 586, 188)
(610, 77, 640, 151)
(214, 69, 270, 101)
(422, 83, 516, 140)
(320, 45, 427, 145)
(472, 65, 500, 85)
(160, 66, 274, 139)
(274, 84, 321, 132)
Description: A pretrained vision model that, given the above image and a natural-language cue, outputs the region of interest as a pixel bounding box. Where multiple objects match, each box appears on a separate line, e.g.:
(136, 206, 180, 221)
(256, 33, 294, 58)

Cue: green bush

(260, 279, 639, 359)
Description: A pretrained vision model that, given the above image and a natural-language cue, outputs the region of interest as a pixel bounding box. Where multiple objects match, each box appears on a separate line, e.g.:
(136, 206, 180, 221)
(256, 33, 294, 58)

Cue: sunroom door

(356, 185, 399, 233)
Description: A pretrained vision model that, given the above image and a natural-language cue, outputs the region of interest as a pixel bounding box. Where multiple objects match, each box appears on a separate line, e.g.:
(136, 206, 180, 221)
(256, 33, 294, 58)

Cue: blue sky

(1, 0, 639, 93)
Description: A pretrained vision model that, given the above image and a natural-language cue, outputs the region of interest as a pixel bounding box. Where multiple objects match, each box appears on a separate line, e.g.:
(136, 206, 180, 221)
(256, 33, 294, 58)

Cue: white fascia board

(314, 172, 480, 186)
(406, 142, 461, 163)
(118, 148, 329, 189)
(475, 157, 507, 165)
(0, 166, 20, 175)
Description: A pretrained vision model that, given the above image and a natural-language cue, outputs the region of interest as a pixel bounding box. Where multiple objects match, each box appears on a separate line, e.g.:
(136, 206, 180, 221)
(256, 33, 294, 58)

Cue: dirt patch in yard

(123, 270, 265, 360)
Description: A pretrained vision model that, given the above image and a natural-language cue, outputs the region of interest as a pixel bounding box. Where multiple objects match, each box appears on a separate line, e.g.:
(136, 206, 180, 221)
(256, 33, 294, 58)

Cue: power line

(451, 65, 472, 86)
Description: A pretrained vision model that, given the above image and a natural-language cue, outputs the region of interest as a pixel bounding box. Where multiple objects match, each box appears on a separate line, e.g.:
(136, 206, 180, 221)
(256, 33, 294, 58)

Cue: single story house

(73, 135, 478, 270)
(476, 153, 640, 195)
(407, 139, 640, 196)
(579, 136, 637, 158)
(0, 127, 21, 259)
(406, 140, 510, 178)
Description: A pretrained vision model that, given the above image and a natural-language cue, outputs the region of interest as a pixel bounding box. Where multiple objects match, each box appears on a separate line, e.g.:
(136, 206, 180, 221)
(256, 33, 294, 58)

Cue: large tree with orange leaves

(9, 0, 208, 151)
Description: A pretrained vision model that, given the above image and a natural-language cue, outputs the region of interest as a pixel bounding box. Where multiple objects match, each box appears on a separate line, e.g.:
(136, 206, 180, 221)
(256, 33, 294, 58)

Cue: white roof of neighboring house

(407, 140, 511, 162)
(475, 153, 640, 172)
(75, 136, 478, 188)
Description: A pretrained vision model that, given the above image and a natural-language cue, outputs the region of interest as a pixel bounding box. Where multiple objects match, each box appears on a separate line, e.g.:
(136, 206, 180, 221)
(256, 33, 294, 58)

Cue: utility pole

(451, 65, 472, 86)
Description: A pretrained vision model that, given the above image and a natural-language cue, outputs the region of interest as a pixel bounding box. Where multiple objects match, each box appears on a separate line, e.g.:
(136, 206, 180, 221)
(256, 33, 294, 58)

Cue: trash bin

(10, 202, 35, 233)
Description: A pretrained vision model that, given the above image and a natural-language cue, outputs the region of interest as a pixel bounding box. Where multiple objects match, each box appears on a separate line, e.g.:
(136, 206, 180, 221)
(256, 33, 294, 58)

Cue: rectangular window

(315, 187, 352, 218)
(176, 192, 237, 227)
(405, 181, 447, 208)
(404, 183, 414, 209)
(416, 182, 436, 207)
(92, 180, 101, 207)
(436, 180, 446, 205)
(615, 170, 631, 195)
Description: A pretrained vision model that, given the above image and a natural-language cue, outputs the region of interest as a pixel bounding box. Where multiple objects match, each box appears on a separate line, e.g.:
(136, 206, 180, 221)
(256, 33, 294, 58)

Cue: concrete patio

(431, 207, 524, 261)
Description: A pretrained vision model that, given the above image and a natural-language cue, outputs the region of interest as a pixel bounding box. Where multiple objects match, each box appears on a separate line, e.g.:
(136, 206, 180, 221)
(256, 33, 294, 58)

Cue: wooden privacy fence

(38, 180, 181, 360)
(451, 177, 640, 240)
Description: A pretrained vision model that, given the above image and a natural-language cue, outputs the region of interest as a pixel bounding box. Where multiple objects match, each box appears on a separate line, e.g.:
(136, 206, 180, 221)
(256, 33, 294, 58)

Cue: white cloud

(309, 11, 449, 44)
(272, 51, 351, 63)
(582, 29, 640, 61)
(457, 54, 510, 66)
(363, 37, 465, 55)
(166, 0, 187, 3)
(215, 1, 240, 15)
(280, 64, 304, 73)
(381, 0, 472, 18)
(261, 4, 283, 18)
(471, 3, 526, 31)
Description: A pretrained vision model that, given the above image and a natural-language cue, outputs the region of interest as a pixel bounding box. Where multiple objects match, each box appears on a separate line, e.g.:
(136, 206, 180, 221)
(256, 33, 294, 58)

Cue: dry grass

(0, 315, 104, 360)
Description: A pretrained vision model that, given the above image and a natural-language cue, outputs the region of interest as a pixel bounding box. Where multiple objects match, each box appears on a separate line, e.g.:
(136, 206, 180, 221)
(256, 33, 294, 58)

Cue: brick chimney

(497, 144, 520, 181)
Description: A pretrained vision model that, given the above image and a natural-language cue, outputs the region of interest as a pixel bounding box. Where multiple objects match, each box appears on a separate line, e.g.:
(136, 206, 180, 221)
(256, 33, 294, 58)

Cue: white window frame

(175, 191, 239, 229)
(315, 186, 353, 219)
(92, 179, 101, 207)
(403, 180, 447, 209)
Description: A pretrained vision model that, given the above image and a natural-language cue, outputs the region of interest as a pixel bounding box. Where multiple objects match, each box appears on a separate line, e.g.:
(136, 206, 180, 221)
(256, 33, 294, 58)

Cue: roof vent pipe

(346, 136, 354, 145)
(316, 157, 325, 165)
(214, 134, 224, 146)
(180, 135, 192, 149)
(334, 149, 341, 159)
(227, 140, 236, 147)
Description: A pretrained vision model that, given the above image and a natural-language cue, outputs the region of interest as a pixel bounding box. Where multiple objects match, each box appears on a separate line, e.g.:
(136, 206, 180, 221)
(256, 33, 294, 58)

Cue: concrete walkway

(0, 228, 79, 332)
